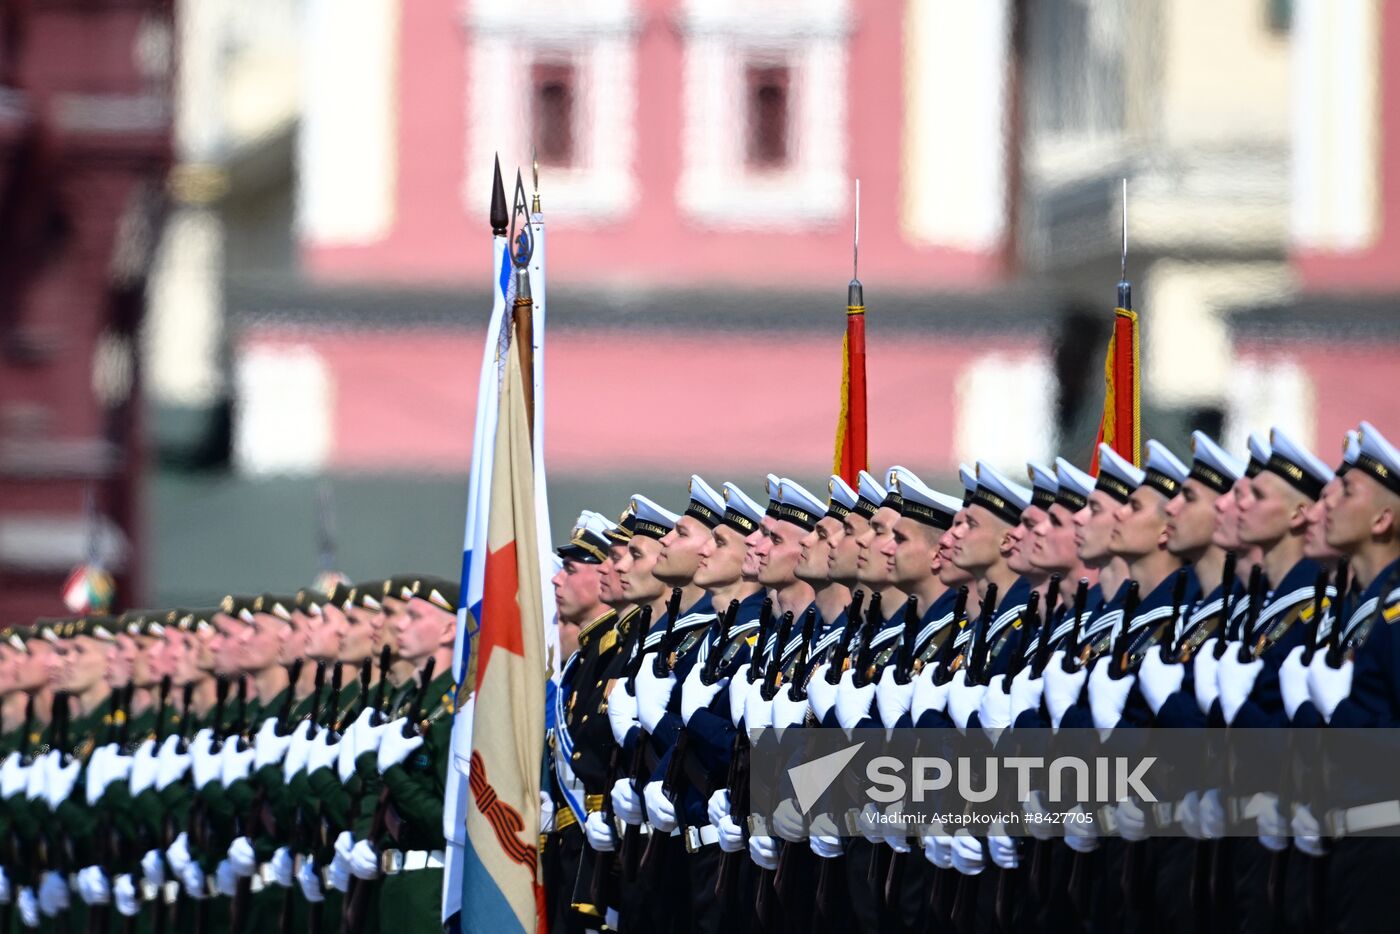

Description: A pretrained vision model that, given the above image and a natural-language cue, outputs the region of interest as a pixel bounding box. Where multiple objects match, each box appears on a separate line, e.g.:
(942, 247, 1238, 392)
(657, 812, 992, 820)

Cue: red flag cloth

(1091, 306, 1141, 473)
(833, 303, 868, 483)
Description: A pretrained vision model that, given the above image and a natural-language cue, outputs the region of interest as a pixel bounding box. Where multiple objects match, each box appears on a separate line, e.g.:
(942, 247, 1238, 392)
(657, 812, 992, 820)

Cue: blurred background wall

(4, 0, 1398, 614)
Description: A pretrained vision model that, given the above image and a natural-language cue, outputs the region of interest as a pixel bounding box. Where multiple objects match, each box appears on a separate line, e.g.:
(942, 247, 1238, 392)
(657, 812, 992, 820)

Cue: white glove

(155, 734, 191, 791)
(950, 833, 985, 875)
(1009, 667, 1045, 723)
(329, 832, 354, 892)
(743, 678, 775, 731)
(1279, 646, 1311, 721)
(376, 722, 423, 774)
(810, 834, 843, 859)
(607, 679, 639, 744)
(349, 839, 380, 880)
(227, 836, 257, 877)
(18, 886, 38, 928)
(1044, 652, 1088, 728)
(44, 750, 83, 809)
(164, 832, 192, 875)
(1256, 803, 1288, 853)
(707, 789, 730, 828)
(883, 831, 912, 854)
(77, 866, 110, 906)
(221, 735, 256, 786)
(1138, 646, 1185, 716)
(717, 811, 745, 853)
(834, 668, 876, 730)
(24, 751, 48, 801)
(38, 871, 69, 916)
(128, 738, 160, 796)
(1292, 805, 1326, 858)
(306, 729, 341, 775)
(681, 665, 726, 725)
(728, 665, 753, 727)
(326, 857, 350, 892)
(190, 729, 222, 789)
(1193, 640, 1222, 714)
(987, 834, 1019, 869)
(179, 862, 204, 899)
(98, 744, 135, 801)
(1199, 789, 1226, 840)
(1116, 799, 1148, 842)
(297, 858, 325, 903)
(282, 720, 315, 781)
(806, 664, 839, 723)
(771, 685, 809, 729)
(643, 781, 678, 833)
(1307, 652, 1353, 722)
(1217, 650, 1264, 725)
(976, 675, 1013, 733)
(342, 707, 392, 782)
(1179, 790, 1203, 840)
(252, 716, 295, 771)
(855, 802, 884, 843)
(946, 670, 986, 732)
(270, 847, 294, 887)
(912, 663, 951, 721)
(875, 665, 915, 727)
(1, 751, 27, 799)
(1023, 791, 1055, 841)
(922, 834, 953, 869)
(771, 798, 806, 843)
(1088, 661, 1135, 732)
(215, 859, 238, 897)
(85, 744, 115, 805)
(635, 664, 677, 735)
(613, 777, 646, 826)
(113, 874, 139, 917)
(0, 866, 8, 903)
(1063, 812, 1099, 853)
(584, 810, 616, 852)
(748, 834, 779, 870)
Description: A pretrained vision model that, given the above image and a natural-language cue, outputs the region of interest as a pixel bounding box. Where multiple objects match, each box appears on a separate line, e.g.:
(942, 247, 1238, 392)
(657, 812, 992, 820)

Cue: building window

(745, 64, 791, 169)
(532, 62, 576, 168)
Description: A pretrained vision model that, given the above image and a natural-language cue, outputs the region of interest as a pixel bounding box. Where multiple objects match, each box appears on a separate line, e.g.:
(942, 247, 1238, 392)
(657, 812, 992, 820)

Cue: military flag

(833, 180, 868, 483)
(1091, 181, 1141, 472)
(456, 241, 549, 933)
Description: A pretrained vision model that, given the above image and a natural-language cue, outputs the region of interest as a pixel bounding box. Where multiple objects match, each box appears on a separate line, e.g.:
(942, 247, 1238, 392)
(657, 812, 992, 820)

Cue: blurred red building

(0, 0, 171, 622)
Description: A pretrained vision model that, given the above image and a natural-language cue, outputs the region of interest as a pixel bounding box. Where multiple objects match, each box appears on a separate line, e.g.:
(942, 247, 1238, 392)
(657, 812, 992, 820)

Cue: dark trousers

(1327, 837, 1400, 934)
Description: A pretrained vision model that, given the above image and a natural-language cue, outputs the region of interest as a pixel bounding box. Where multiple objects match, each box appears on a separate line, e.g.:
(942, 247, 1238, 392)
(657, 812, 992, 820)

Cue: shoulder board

(1384, 603, 1400, 625)
(598, 628, 618, 654)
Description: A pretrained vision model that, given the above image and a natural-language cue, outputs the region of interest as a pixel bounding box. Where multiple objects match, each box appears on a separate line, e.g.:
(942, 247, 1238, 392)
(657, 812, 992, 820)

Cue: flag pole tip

(490, 155, 508, 235)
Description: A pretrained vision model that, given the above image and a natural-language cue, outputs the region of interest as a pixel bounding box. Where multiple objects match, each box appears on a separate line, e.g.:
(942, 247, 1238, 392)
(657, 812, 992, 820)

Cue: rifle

(931, 586, 971, 686)
(1032, 575, 1063, 676)
(700, 600, 741, 686)
(1108, 581, 1141, 678)
(1323, 558, 1352, 667)
(342, 658, 435, 934)
(759, 612, 796, 701)
(850, 591, 884, 687)
(1003, 591, 1042, 688)
(894, 595, 920, 685)
(284, 663, 327, 934)
(1237, 566, 1268, 662)
(345, 658, 372, 732)
(277, 659, 304, 734)
(824, 589, 866, 682)
(747, 599, 775, 685)
(323, 663, 345, 739)
(786, 607, 824, 698)
(1059, 579, 1091, 674)
(373, 645, 392, 721)
(1302, 569, 1330, 664)
(619, 597, 670, 880)
(1160, 567, 1192, 660)
(966, 583, 999, 685)
(1212, 551, 1240, 659)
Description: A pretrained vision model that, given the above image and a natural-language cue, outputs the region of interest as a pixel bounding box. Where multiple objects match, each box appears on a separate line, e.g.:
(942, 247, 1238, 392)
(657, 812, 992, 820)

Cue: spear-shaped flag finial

(833, 176, 868, 485)
(490, 154, 508, 236)
(1091, 176, 1141, 471)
